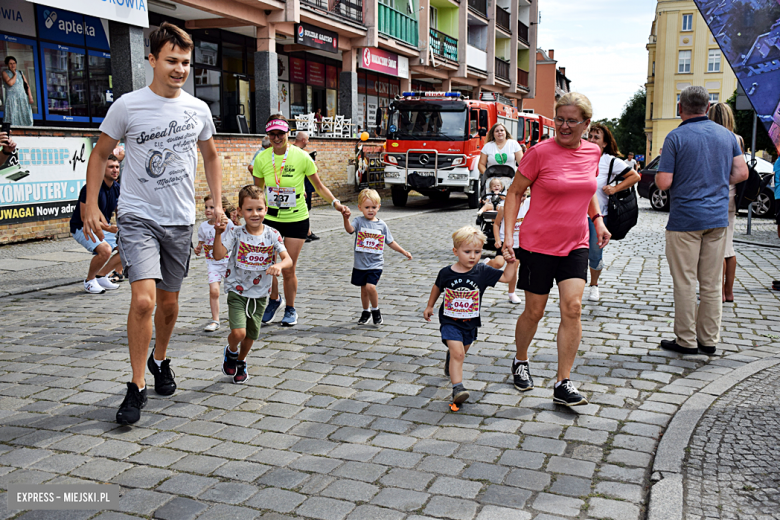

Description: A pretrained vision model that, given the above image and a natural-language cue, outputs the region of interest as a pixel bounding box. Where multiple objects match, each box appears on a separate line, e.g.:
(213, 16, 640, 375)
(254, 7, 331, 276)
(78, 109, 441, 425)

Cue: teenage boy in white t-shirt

(82, 22, 224, 425)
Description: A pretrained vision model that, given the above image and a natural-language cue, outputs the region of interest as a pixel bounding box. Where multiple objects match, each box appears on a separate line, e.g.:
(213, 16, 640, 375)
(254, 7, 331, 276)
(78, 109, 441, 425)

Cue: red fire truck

(378, 91, 522, 207)
(518, 111, 556, 148)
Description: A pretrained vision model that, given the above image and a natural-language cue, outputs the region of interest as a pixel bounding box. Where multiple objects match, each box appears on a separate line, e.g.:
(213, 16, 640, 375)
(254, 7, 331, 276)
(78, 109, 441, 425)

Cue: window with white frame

(678, 50, 692, 73)
(707, 49, 721, 72)
(709, 93, 719, 104)
(682, 14, 693, 31)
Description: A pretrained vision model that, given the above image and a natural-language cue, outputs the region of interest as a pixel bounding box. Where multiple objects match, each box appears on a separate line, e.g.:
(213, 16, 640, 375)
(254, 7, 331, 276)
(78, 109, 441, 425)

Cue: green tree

(614, 88, 647, 158)
(594, 117, 619, 137)
(726, 90, 777, 160)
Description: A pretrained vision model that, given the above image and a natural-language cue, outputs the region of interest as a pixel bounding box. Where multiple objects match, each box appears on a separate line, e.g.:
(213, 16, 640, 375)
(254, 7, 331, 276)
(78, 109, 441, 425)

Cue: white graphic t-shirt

(100, 87, 215, 226)
(481, 140, 522, 169)
(198, 220, 235, 265)
(220, 224, 287, 298)
(498, 197, 531, 243)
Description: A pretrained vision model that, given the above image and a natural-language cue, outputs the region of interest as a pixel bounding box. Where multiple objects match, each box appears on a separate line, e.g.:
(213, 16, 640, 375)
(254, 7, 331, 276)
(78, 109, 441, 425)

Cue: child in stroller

(477, 178, 506, 215)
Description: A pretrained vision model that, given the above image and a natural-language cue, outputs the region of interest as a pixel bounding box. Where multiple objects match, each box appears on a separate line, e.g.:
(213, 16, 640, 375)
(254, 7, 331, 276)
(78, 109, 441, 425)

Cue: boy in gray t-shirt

(342, 189, 412, 325)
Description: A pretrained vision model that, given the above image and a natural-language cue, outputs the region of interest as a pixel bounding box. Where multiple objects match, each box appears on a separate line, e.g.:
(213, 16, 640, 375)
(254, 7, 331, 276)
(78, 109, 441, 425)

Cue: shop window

(88, 51, 112, 122)
(290, 82, 305, 119)
(222, 41, 243, 74)
(195, 40, 218, 67)
(41, 43, 89, 122)
(0, 34, 41, 121)
(194, 67, 222, 130)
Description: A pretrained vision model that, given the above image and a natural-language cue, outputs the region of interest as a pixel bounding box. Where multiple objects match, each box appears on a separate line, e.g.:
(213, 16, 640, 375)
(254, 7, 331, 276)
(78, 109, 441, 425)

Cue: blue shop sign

(35, 5, 109, 49)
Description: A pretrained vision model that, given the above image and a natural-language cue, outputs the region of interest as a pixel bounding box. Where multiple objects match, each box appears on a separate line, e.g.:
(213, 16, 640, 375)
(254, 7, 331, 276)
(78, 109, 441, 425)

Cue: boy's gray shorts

(117, 214, 193, 293)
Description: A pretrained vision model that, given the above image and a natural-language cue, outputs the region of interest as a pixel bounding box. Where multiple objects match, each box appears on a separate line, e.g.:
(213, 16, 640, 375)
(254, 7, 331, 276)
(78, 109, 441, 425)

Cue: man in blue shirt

(655, 86, 748, 356)
(70, 153, 122, 294)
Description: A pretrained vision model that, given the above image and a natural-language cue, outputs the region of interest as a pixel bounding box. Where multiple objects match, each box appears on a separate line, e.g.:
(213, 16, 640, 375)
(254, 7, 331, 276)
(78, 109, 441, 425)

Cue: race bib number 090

(236, 242, 274, 271)
(443, 288, 480, 319)
(267, 187, 296, 208)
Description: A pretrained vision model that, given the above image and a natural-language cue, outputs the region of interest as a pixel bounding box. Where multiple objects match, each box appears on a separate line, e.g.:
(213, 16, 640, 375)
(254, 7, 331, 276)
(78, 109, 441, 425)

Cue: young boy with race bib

(424, 226, 515, 410)
(212, 185, 292, 383)
(195, 194, 235, 332)
(343, 189, 413, 325)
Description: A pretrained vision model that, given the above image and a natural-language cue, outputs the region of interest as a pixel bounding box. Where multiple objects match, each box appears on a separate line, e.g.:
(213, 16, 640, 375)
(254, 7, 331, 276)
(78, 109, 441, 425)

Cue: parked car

(637, 154, 776, 217)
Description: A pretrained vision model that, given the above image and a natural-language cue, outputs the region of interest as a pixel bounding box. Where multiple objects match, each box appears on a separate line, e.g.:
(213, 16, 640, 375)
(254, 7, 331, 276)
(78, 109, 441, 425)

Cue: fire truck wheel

(391, 187, 408, 207)
(467, 180, 480, 209)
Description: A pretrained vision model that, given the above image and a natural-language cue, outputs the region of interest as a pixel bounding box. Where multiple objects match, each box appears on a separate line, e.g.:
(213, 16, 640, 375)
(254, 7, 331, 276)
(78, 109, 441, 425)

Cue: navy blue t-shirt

(658, 117, 742, 232)
(434, 262, 503, 331)
(70, 181, 120, 233)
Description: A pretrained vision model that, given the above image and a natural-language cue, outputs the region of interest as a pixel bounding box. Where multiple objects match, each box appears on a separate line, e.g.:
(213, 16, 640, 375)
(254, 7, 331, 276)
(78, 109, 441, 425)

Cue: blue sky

(536, 0, 658, 120)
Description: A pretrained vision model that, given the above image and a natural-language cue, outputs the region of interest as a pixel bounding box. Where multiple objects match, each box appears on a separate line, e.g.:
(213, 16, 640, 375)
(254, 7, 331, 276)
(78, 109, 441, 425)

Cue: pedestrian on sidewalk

(424, 226, 513, 410)
(656, 86, 748, 356)
(252, 114, 349, 327)
(344, 188, 412, 326)
(585, 122, 641, 302)
(501, 92, 609, 407)
(82, 22, 223, 425)
(213, 185, 291, 384)
(71, 153, 124, 294)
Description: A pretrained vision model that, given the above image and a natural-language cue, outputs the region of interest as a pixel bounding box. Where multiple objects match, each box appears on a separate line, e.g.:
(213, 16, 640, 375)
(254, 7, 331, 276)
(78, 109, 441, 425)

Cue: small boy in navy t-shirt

(424, 226, 515, 409)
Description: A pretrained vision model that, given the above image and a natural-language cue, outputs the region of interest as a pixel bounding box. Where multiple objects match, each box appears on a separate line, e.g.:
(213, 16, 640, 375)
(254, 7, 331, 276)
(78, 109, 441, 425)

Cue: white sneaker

(95, 276, 119, 290)
(588, 286, 600, 301)
(84, 279, 106, 294)
(508, 292, 522, 304)
(204, 320, 220, 332)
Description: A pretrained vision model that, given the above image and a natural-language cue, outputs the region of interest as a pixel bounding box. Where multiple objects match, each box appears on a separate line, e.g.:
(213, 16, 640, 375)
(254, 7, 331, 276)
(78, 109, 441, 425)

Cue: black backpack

(734, 159, 761, 209)
(604, 158, 639, 241)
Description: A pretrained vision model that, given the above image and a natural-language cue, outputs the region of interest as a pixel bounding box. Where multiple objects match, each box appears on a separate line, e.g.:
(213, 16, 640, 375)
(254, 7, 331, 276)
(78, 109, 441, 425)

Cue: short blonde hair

(452, 226, 487, 249)
(358, 188, 381, 206)
(489, 178, 503, 189)
(555, 92, 593, 121)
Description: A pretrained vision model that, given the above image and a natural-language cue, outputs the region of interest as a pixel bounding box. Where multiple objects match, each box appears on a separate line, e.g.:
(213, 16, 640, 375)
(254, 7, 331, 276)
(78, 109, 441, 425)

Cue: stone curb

(647, 356, 780, 520)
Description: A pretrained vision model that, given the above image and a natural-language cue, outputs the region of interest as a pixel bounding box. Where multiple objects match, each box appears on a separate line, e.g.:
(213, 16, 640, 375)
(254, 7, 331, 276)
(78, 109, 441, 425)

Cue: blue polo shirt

(70, 181, 120, 233)
(774, 157, 780, 200)
(658, 116, 742, 232)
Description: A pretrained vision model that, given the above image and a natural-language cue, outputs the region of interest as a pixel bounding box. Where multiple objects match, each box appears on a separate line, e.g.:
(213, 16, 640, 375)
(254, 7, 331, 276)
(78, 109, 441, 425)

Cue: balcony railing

(468, 0, 488, 18)
(301, 0, 364, 24)
(430, 28, 458, 62)
(517, 68, 529, 89)
(495, 57, 510, 81)
(496, 7, 511, 32)
(378, 4, 418, 46)
(518, 21, 529, 45)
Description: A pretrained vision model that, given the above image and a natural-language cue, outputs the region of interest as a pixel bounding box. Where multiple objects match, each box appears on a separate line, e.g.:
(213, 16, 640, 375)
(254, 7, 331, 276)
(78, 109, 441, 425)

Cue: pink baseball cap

(265, 119, 289, 133)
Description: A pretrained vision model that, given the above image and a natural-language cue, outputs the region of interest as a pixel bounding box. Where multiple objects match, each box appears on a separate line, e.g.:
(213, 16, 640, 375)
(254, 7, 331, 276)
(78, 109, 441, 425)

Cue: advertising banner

(694, 0, 780, 152)
(290, 57, 305, 83)
(35, 4, 110, 49)
(278, 54, 289, 82)
(0, 0, 36, 37)
(294, 22, 338, 54)
(29, 0, 148, 28)
(307, 62, 325, 87)
(278, 81, 290, 118)
(0, 136, 95, 225)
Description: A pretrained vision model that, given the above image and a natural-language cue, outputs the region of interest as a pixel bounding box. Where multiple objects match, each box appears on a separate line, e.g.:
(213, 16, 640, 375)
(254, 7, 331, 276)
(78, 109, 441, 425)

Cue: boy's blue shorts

(440, 324, 478, 347)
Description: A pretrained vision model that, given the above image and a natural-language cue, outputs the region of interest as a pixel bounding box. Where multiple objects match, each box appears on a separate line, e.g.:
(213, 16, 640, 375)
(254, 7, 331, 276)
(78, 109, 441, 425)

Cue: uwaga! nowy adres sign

(694, 0, 780, 152)
(0, 136, 96, 225)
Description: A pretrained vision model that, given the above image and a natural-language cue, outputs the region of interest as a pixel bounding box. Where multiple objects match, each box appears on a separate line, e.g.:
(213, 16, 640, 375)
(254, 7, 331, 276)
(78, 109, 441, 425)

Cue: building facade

(522, 48, 570, 119)
(645, 0, 738, 161)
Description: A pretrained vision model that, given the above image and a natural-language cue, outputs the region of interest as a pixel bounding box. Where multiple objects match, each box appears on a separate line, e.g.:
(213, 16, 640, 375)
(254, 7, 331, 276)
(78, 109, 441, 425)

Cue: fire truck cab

(379, 91, 520, 208)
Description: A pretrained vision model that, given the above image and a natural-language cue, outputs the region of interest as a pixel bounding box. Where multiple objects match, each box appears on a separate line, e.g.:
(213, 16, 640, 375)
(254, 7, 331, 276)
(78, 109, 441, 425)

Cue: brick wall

(1, 128, 386, 245)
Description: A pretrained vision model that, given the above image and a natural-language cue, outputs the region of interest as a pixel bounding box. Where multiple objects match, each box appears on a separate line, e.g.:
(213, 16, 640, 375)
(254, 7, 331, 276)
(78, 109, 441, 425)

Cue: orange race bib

(443, 288, 480, 319)
(203, 244, 214, 260)
(235, 242, 274, 271)
(356, 231, 385, 253)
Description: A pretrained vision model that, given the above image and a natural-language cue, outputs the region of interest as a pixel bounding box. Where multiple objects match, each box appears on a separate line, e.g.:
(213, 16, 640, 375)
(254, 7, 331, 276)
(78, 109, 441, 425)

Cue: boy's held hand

(423, 307, 434, 321)
(214, 215, 228, 234)
(267, 264, 282, 276)
(194, 243, 202, 256)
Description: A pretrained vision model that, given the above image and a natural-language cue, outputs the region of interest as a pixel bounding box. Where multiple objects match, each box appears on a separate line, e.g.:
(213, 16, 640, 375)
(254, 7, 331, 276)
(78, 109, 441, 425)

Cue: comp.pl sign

(27, 0, 149, 28)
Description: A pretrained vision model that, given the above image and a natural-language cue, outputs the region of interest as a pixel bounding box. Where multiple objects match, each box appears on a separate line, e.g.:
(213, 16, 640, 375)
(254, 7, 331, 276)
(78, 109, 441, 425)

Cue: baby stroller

(476, 165, 515, 251)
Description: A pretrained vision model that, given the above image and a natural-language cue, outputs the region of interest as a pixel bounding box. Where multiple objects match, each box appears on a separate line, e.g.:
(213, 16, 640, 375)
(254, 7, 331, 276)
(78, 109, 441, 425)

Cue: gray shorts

(117, 214, 193, 292)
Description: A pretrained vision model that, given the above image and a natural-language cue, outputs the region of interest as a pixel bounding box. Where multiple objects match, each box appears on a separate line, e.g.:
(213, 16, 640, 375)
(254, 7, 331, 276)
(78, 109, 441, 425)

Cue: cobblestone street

(0, 198, 779, 520)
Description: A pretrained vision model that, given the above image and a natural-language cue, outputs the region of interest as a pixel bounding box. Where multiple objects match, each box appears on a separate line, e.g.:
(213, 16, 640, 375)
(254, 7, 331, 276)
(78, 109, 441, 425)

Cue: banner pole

(751, 111, 757, 163)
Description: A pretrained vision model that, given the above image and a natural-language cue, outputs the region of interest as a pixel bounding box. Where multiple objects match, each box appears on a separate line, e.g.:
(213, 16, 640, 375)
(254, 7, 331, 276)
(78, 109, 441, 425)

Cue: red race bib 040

(443, 288, 480, 319)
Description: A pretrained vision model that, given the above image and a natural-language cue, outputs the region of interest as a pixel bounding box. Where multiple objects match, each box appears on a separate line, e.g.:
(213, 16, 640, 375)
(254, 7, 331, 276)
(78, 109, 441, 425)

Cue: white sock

(364, 308, 370, 312)
(554, 380, 563, 388)
(514, 357, 528, 364)
(371, 306, 380, 311)
(228, 346, 239, 354)
(154, 358, 163, 368)
(137, 385, 145, 391)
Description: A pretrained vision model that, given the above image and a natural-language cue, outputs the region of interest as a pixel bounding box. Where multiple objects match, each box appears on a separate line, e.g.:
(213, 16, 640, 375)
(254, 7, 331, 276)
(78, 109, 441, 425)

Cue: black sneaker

(358, 311, 371, 325)
(553, 379, 588, 406)
(305, 236, 312, 243)
(512, 361, 534, 392)
(116, 382, 147, 424)
(222, 345, 239, 377)
(147, 348, 177, 396)
(309, 233, 320, 241)
(371, 309, 383, 325)
(660, 339, 698, 355)
(444, 352, 450, 377)
(697, 341, 716, 355)
(452, 386, 469, 405)
(233, 360, 248, 384)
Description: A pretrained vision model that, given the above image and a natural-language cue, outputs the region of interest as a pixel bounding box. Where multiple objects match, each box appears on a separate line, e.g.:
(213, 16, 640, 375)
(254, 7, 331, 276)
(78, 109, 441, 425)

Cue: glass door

(222, 73, 250, 133)
(88, 50, 112, 122)
(194, 67, 222, 131)
(41, 42, 89, 123)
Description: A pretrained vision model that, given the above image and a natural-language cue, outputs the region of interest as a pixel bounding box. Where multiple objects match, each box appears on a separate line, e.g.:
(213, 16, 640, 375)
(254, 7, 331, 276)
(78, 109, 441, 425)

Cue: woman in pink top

(501, 93, 611, 407)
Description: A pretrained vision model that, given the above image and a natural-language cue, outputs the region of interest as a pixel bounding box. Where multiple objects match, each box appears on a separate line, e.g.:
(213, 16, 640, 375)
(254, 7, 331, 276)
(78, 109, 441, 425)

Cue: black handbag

(604, 158, 638, 241)
(20, 72, 29, 95)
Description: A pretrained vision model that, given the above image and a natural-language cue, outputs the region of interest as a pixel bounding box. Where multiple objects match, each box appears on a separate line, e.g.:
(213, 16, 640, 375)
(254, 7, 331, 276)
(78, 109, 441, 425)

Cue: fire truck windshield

(389, 104, 467, 140)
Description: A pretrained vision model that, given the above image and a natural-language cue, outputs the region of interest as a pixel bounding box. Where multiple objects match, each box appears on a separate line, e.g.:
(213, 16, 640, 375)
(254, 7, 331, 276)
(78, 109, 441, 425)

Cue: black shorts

(265, 218, 309, 240)
(516, 247, 588, 295)
(351, 268, 382, 287)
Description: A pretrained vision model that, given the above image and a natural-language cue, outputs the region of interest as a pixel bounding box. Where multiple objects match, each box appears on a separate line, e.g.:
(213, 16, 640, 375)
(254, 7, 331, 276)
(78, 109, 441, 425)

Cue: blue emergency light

(402, 92, 461, 97)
